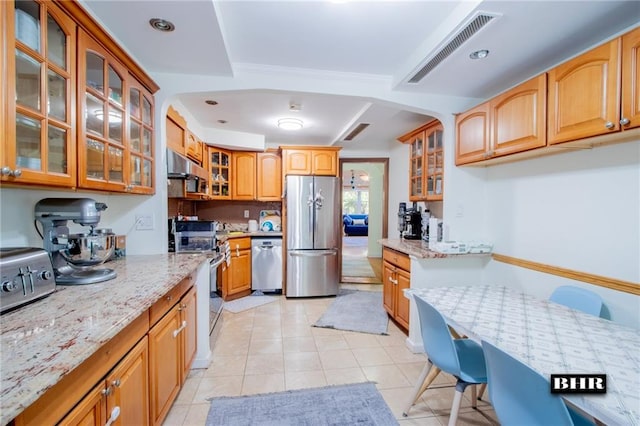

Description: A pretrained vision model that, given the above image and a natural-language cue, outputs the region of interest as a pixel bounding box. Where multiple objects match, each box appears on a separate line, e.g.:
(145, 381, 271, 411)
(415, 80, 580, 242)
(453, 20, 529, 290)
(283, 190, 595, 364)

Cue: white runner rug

(223, 295, 278, 313)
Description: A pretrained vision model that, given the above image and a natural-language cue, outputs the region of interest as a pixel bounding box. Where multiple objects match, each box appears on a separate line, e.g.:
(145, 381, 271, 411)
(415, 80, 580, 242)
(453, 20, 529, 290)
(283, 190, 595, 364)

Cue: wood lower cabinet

(149, 285, 196, 425)
(257, 151, 282, 201)
(60, 336, 149, 426)
(222, 237, 252, 300)
(281, 147, 340, 176)
(382, 248, 410, 331)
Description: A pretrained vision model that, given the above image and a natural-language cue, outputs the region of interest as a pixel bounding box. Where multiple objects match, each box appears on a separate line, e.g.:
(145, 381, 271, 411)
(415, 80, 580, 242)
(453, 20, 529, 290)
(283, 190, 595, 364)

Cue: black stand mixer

(34, 198, 117, 285)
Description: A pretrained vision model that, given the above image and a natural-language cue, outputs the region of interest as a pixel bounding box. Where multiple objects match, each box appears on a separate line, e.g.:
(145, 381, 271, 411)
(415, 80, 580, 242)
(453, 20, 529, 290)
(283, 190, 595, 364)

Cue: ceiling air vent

(343, 123, 370, 141)
(408, 12, 497, 84)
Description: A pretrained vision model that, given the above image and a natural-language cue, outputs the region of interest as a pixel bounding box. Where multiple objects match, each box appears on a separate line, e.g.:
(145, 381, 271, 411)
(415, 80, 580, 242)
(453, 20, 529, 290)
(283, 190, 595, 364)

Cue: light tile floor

(164, 284, 498, 426)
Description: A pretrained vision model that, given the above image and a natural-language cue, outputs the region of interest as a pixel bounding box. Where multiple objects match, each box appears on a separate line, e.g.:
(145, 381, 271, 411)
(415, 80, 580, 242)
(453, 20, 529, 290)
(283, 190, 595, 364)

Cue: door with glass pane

(77, 29, 129, 191)
(2, 0, 76, 186)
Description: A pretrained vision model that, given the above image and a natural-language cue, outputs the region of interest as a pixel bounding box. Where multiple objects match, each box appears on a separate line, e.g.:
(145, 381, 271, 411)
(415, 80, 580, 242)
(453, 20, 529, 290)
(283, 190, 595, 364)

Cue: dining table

(405, 285, 640, 426)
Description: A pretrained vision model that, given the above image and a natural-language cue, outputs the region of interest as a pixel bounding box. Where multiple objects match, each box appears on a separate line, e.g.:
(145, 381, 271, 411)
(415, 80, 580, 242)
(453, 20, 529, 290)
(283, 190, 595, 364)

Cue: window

(342, 189, 369, 214)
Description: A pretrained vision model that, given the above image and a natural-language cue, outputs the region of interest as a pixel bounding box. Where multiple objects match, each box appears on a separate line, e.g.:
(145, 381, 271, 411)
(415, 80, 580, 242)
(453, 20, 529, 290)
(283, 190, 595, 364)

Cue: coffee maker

(35, 198, 117, 285)
(398, 202, 422, 240)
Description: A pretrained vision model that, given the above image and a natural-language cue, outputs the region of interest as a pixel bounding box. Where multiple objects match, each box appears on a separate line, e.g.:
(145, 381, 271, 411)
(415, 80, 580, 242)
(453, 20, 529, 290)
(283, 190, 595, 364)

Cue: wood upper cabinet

(399, 120, 443, 201)
(185, 131, 203, 165)
(2, 0, 77, 187)
(208, 146, 231, 199)
(490, 74, 547, 157)
(455, 103, 490, 165)
(77, 29, 155, 194)
(621, 26, 640, 130)
(60, 337, 149, 426)
(166, 106, 186, 155)
(281, 147, 340, 176)
(232, 152, 256, 200)
(456, 74, 546, 165)
(257, 151, 282, 201)
(548, 38, 620, 144)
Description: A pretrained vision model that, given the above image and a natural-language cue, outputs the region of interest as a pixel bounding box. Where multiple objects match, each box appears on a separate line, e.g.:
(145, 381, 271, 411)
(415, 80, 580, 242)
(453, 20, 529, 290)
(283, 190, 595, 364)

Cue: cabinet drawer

(149, 274, 194, 326)
(228, 237, 251, 251)
(383, 248, 410, 271)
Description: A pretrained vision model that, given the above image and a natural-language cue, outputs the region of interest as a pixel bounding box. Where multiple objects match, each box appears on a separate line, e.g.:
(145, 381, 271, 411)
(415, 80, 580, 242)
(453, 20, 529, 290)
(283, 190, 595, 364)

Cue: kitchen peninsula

(379, 238, 490, 351)
(0, 253, 207, 425)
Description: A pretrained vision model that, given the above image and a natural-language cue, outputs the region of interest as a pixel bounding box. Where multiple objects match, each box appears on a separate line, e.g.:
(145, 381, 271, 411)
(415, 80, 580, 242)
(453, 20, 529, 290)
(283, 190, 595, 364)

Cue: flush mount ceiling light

(149, 18, 175, 32)
(469, 49, 490, 60)
(205, 100, 218, 106)
(277, 118, 303, 131)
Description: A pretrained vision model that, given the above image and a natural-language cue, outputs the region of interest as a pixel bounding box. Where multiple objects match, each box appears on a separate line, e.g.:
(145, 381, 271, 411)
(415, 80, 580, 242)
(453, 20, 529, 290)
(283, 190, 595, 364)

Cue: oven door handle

(210, 256, 226, 269)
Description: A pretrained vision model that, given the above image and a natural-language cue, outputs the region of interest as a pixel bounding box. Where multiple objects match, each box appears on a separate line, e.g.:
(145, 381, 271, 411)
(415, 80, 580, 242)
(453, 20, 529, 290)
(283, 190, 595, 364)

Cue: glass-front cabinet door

(209, 147, 231, 199)
(408, 131, 424, 201)
(127, 79, 154, 194)
(425, 123, 444, 201)
(77, 29, 128, 191)
(2, 0, 76, 186)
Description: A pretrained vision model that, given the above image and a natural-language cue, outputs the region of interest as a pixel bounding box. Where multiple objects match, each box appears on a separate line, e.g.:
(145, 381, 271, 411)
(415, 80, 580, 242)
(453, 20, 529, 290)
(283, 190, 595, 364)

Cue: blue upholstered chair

(403, 297, 487, 425)
(482, 340, 594, 426)
(549, 285, 604, 317)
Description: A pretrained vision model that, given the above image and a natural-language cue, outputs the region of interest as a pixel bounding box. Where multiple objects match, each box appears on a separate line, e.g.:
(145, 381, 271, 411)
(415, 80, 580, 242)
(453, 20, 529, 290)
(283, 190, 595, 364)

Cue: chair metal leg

(477, 383, 486, 400)
(470, 384, 477, 409)
(448, 390, 464, 426)
(402, 361, 441, 416)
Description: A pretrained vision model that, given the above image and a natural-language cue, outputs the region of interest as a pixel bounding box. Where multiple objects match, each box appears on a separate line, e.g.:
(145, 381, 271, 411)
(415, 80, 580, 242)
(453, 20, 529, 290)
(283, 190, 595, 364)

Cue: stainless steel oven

(209, 240, 229, 336)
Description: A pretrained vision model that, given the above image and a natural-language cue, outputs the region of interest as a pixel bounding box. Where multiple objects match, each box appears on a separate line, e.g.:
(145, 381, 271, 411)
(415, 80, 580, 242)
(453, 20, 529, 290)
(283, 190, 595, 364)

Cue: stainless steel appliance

(286, 175, 340, 297)
(34, 198, 117, 285)
(170, 220, 218, 253)
(398, 202, 422, 240)
(167, 149, 209, 198)
(251, 237, 283, 293)
(209, 244, 227, 336)
(0, 247, 56, 314)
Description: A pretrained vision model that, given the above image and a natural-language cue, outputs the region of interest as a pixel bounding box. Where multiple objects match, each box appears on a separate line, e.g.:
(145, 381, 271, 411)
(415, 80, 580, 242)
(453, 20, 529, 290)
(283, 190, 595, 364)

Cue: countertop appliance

(285, 175, 340, 297)
(34, 198, 117, 285)
(0, 247, 56, 314)
(402, 207, 422, 240)
(169, 219, 218, 253)
(251, 237, 283, 293)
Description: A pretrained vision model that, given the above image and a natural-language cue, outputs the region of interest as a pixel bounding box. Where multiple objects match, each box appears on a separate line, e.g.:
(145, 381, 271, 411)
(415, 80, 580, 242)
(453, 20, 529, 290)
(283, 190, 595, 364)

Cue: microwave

(168, 220, 218, 252)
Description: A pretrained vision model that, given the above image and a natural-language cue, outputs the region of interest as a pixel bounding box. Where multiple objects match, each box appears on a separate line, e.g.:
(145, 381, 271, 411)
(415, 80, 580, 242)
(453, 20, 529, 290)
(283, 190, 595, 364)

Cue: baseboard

(404, 336, 424, 354)
(191, 351, 212, 369)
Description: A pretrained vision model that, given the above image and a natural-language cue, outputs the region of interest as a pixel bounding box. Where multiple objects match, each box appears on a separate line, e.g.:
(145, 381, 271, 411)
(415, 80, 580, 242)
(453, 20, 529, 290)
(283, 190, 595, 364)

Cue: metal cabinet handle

(1, 167, 22, 177)
(236, 245, 240, 257)
(388, 276, 398, 285)
(111, 379, 121, 388)
(620, 117, 630, 126)
(604, 121, 615, 129)
(173, 320, 187, 338)
(101, 387, 112, 396)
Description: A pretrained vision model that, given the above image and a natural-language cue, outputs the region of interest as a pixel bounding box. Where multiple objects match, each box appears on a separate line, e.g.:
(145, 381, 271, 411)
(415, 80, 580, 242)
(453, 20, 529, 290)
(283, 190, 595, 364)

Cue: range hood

(167, 149, 208, 180)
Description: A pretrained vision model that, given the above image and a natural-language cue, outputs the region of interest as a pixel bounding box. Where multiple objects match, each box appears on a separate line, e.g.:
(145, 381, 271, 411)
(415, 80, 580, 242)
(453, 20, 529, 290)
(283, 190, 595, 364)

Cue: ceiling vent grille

(343, 123, 370, 141)
(408, 13, 497, 84)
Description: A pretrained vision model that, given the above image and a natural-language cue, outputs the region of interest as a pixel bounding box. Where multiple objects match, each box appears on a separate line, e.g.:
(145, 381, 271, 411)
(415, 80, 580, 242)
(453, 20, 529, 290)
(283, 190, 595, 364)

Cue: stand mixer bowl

(59, 230, 115, 267)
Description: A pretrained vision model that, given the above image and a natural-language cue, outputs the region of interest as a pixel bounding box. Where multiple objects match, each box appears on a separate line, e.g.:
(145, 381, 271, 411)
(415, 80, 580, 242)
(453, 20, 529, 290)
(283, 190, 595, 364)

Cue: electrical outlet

(243, 210, 250, 218)
(135, 214, 154, 230)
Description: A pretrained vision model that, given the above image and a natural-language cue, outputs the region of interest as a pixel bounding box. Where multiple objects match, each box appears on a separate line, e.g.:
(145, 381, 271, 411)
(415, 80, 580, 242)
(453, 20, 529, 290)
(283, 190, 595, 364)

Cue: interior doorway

(339, 158, 388, 283)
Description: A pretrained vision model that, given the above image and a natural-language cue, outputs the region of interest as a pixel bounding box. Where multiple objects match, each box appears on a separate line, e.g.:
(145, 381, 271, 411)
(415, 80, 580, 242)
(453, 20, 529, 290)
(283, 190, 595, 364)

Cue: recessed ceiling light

(277, 118, 303, 131)
(205, 100, 218, 106)
(149, 18, 175, 32)
(469, 49, 489, 60)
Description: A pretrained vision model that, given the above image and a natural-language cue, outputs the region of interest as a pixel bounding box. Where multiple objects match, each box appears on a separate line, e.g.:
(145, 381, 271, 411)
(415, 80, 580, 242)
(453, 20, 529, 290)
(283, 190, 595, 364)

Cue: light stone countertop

(378, 238, 490, 259)
(0, 253, 207, 425)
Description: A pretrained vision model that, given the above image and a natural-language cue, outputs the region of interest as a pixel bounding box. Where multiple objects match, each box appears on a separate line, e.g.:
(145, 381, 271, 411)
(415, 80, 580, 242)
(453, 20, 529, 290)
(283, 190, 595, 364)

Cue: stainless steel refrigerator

(286, 175, 340, 297)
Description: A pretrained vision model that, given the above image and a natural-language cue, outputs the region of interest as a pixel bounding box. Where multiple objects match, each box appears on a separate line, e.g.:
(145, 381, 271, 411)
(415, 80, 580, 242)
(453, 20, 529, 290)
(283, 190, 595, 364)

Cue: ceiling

(81, 0, 638, 152)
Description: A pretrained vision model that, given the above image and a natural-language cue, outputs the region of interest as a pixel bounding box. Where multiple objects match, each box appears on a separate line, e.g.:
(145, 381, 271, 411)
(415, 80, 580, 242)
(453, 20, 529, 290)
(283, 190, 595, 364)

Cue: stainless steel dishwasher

(251, 237, 283, 293)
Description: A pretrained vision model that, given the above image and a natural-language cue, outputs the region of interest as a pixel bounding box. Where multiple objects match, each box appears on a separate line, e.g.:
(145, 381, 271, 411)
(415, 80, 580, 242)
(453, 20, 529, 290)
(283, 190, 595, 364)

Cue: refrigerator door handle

(289, 249, 338, 257)
(315, 188, 324, 209)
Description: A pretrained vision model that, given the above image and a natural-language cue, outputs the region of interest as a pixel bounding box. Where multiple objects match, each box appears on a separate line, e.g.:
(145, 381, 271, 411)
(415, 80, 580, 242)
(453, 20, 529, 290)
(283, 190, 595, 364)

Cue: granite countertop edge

(0, 253, 207, 425)
(378, 238, 490, 259)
